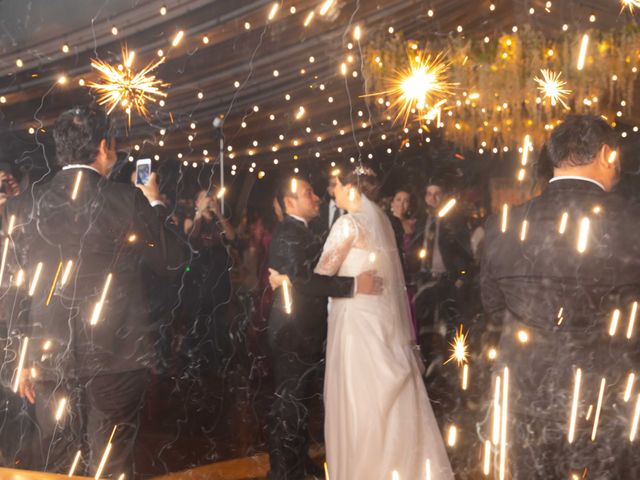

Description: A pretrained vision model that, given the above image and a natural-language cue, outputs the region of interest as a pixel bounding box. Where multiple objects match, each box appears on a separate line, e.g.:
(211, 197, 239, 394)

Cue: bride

(275, 167, 454, 479)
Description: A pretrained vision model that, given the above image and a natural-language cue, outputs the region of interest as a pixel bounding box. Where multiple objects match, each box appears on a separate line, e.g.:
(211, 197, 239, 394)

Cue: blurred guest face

(424, 185, 444, 211)
(327, 177, 338, 199)
(391, 191, 410, 219)
(284, 180, 320, 221)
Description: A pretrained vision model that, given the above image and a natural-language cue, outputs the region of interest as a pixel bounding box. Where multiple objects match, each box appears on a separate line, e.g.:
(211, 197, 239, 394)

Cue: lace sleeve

(314, 215, 357, 276)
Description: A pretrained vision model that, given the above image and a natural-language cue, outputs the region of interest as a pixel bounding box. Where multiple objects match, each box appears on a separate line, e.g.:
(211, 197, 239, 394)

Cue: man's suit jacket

(310, 198, 341, 239)
(481, 179, 640, 417)
(409, 211, 473, 282)
(268, 215, 353, 353)
(7, 168, 185, 379)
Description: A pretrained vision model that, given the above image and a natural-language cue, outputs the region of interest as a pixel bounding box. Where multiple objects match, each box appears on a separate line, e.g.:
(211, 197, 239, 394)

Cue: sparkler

(609, 309, 620, 336)
(87, 45, 168, 125)
(71, 171, 83, 200)
(625, 373, 635, 402)
(282, 279, 292, 314)
(68, 450, 82, 477)
(445, 325, 469, 366)
(621, 0, 640, 13)
(627, 301, 638, 339)
(90, 273, 113, 325)
(501, 204, 508, 233)
(499, 367, 509, 480)
(12, 336, 28, 393)
(577, 34, 589, 71)
(372, 51, 454, 125)
(438, 198, 456, 218)
(577, 217, 590, 253)
(568, 368, 582, 443)
(591, 378, 606, 441)
(534, 69, 571, 109)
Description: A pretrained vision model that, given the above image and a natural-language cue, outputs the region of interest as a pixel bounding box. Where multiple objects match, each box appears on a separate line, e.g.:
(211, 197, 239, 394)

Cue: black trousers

(31, 369, 149, 478)
(267, 319, 325, 480)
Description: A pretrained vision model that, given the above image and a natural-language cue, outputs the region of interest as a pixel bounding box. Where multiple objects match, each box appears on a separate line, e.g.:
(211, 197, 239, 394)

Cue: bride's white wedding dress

(315, 195, 454, 480)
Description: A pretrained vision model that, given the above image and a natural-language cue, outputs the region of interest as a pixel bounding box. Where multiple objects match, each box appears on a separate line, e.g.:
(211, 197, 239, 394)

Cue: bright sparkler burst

(372, 51, 454, 126)
(445, 325, 469, 366)
(534, 69, 571, 109)
(87, 45, 168, 125)
(622, 0, 640, 13)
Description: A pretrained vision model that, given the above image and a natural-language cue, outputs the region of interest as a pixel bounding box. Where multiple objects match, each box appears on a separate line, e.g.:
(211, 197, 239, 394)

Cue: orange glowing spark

(438, 198, 456, 218)
(445, 325, 469, 366)
(87, 45, 168, 125)
(46, 261, 63, 306)
(534, 69, 571, 109)
(371, 51, 454, 126)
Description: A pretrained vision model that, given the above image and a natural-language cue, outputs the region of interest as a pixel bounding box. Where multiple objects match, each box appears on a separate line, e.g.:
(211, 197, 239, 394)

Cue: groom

(267, 176, 381, 479)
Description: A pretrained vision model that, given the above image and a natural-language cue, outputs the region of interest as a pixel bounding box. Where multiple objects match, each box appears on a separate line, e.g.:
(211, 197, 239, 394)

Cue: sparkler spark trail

(462, 363, 469, 390)
(577, 34, 589, 71)
(559, 212, 569, 234)
(438, 199, 456, 218)
(625, 373, 636, 402)
(371, 51, 454, 126)
(426, 459, 431, 480)
(568, 368, 582, 443)
(447, 425, 457, 447)
(68, 450, 82, 477)
(501, 204, 508, 233)
(445, 325, 469, 366)
(71, 171, 83, 200)
(521, 134, 531, 166)
(499, 367, 509, 480)
(55, 397, 67, 422)
(87, 45, 168, 125)
(90, 273, 113, 325)
(520, 220, 528, 242)
(577, 217, 590, 253)
(60, 260, 73, 287)
(591, 378, 606, 441)
(534, 69, 571, 109)
(29, 262, 44, 297)
(483, 440, 491, 475)
(631, 394, 640, 441)
(12, 336, 28, 393)
(492, 375, 501, 445)
(609, 309, 621, 336)
(282, 279, 292, 314)
(46, 261, 63, 306)
(627, 301, 638, 339)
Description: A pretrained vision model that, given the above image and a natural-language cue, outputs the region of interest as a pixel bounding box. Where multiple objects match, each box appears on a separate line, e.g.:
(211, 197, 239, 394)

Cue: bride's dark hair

(338, 165, 380, 201)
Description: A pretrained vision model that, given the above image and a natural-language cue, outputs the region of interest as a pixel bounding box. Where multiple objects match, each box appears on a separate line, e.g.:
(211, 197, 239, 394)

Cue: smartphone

(135, 158, 152, 186)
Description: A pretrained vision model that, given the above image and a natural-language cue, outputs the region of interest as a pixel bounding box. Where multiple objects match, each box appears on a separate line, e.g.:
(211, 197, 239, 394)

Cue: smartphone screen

(136, 159, 151, 185)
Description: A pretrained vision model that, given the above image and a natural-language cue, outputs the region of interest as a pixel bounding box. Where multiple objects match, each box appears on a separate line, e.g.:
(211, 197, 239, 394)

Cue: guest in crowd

(409, 178, 473, 389)
(182, 187, 236, 376)
(10, 105, 184, 478)
(482, 114, 640, 478)
(388, 188, 417, 271)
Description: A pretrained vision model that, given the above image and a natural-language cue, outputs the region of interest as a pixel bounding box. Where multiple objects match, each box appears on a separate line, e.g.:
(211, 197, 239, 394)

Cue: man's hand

(136, 172, 163, 205)
(268, 268, 291, 290)
(356, 270, 383, 295)
(17, 369, 35, 404)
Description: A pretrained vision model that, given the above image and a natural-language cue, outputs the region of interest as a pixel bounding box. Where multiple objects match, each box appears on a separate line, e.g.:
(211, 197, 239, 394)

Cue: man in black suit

(310, 172, 344, 238)
(267, 177, 380, 479)
(9, 106, 184, 478)
(481, 115, 640, 478)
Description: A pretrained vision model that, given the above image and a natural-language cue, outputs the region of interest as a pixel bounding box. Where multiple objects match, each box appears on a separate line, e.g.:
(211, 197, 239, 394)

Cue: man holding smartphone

(7, 105, 184, 478)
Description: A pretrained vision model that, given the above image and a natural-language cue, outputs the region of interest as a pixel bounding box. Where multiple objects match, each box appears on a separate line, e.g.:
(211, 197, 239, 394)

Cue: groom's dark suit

(267, 215, 354, 479)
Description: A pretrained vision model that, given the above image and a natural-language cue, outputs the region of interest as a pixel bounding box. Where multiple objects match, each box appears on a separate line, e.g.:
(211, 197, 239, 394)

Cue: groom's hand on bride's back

(355, 270, 383, 295)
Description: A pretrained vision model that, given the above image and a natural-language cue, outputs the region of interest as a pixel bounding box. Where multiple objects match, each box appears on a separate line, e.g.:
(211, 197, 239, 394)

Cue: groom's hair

(276, 175, 305, 213)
